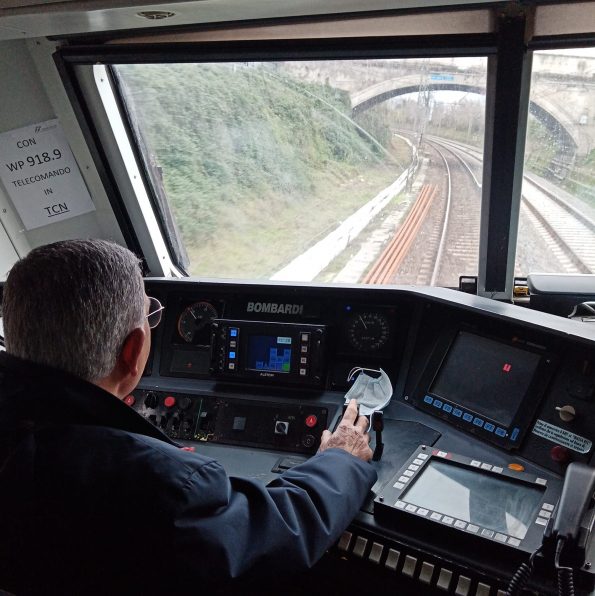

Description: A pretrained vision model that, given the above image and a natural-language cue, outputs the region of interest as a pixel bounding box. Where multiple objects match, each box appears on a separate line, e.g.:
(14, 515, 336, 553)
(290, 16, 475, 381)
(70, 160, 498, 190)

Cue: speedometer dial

(177, 301, 218, 343)
(347, 312, 390, 352)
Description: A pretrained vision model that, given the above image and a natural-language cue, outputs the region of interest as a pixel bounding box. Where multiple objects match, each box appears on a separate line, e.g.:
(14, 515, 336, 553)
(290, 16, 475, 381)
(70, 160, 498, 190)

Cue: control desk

(128, 278, 595, 595)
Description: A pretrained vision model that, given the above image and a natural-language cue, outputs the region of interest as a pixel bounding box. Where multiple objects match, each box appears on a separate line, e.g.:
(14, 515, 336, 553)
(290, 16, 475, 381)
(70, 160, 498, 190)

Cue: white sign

(0, 119, 95, 230)
(532, 419, 592, 454)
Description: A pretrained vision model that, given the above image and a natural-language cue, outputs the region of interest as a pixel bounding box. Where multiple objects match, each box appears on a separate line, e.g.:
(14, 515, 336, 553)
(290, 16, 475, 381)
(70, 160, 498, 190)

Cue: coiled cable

(555, 538, 575, 596)
(505, 547, 542, 596)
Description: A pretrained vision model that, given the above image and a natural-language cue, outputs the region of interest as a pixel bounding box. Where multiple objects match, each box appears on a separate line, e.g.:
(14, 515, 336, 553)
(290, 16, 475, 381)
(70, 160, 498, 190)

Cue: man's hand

(318, 399, 373, 462)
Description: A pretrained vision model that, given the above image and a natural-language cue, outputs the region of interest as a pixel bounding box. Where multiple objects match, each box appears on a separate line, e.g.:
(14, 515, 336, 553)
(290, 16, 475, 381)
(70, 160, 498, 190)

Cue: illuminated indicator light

(164, 396, 176, 408)
(229, 351, 236, 359)
(230, 329, 238, 337)
(124, 395, 135, 406)
(503, 363, 512, 372)
(305, 415, 318, 428)
(508, 463, 525, 472)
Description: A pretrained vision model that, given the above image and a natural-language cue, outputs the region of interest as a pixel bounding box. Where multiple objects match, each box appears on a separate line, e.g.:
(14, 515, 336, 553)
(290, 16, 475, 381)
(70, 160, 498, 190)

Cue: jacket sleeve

(171, 447, 377, 581)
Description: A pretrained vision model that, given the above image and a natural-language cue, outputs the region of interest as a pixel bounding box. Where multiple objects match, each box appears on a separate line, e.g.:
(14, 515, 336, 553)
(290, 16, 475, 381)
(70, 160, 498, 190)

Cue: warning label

(532, 419, 592, 454)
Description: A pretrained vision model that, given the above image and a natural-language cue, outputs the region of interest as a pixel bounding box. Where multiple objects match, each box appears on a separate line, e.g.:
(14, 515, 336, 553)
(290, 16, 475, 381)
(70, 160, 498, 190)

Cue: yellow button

(508, 463, 525, 472)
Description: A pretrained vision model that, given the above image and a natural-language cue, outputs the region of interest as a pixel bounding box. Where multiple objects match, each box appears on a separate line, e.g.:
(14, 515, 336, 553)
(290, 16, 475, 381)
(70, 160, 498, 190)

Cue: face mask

(344, 367, 393, 418)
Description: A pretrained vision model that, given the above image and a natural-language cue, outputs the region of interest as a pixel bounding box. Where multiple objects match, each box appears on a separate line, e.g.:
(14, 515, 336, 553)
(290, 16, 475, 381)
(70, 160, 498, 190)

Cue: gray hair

(3, 239, 145, 382)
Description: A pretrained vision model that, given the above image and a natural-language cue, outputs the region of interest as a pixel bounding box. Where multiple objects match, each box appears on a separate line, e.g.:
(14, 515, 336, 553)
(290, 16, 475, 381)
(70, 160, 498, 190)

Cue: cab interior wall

(0, 38, 126, 276)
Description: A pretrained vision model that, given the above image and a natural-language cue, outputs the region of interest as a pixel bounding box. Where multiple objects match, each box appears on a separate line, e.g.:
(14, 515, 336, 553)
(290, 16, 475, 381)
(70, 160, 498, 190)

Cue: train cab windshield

(108, 48, 595, 287)
(55, 31, 595, 290)
(1, 1, 595, 595)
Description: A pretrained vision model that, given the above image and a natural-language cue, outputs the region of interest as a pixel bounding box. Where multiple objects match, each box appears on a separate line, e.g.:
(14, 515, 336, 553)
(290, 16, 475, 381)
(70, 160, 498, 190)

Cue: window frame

(55, 25, 595, 293)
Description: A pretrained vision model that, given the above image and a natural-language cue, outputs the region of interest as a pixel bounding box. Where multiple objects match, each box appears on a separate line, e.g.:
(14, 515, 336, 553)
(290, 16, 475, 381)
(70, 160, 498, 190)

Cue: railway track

(362, 134, 594, 284)
(428, 137, 595, 273)
(362, 136, 480, 286)
(362, 184, 438, 284)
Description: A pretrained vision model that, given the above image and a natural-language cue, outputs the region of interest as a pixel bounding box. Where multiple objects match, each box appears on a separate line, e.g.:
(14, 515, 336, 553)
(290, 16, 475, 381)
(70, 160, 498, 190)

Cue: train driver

(0, 239, 376, 595)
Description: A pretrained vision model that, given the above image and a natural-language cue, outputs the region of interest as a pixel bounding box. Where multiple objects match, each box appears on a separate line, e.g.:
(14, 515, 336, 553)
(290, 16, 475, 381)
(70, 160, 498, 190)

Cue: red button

(164, 396, 176, 408)
(305, 415, 317, 428)
(124, 395, 135, 406)
(550, 445, 570, 463)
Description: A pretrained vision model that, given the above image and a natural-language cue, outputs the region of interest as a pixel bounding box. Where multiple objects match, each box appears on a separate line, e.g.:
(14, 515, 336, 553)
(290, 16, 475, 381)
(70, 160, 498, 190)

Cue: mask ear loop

(346, 367, 382, 383)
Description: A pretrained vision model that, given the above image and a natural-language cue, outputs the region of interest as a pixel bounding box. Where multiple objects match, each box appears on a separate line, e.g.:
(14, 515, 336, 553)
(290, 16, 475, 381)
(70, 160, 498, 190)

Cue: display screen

(402, 460, 544, 539)
(430, 331, 542, 427)
(246, 335, 292, 373)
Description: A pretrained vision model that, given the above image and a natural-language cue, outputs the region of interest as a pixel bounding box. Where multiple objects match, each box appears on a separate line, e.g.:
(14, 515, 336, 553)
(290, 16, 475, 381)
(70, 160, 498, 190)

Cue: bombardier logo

(246, 301, 304, 315)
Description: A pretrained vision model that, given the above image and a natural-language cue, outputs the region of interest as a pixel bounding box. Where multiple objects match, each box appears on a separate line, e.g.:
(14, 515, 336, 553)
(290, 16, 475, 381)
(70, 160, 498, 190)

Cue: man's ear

(118, 327, 147, 378)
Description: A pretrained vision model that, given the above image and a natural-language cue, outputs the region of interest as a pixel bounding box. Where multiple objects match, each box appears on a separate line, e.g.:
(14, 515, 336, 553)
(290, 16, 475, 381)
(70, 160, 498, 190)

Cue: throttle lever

(371, 411, 384, 462)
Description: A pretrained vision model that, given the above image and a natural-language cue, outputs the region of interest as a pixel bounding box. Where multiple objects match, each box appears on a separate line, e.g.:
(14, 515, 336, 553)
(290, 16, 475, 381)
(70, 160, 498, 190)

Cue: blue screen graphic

(246, 335, 292, 373)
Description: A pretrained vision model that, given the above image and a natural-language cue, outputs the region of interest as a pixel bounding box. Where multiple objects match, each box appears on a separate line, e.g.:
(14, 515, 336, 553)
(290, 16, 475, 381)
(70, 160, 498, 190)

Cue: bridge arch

(351, 82, 578, 177)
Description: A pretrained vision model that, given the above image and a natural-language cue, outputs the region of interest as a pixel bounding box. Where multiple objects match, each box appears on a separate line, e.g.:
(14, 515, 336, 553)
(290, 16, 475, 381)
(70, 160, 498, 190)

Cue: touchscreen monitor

(401, 460, 545, 539)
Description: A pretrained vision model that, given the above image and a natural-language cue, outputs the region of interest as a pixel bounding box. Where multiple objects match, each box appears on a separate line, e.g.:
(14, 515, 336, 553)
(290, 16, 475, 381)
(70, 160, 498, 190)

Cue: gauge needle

(359, 315, 368, 329)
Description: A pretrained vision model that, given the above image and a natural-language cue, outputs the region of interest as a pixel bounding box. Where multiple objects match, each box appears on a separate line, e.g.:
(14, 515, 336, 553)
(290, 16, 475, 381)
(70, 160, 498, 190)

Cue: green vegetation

(524, 117, 557, 177)
(525, 117, 595, 209)
(562, 148, 595, 208)
(117, 64, 403, 277)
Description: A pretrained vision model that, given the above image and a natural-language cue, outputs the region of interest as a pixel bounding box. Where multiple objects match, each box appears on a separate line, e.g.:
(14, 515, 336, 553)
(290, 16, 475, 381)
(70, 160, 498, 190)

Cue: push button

(164, 396, 176, 408)
(401, 555, 417, 577)
(352, 536, 368, 558)
(419, 561, 434, 584)
(337, 531, 352, 552)
(455, 575, 472, 596)
(368, 542, 384, 564)
(384, 548, 400, 571)
(124, 395, 135, 406)
(436, 568, 453, 591)
(305, 415, 317, 428)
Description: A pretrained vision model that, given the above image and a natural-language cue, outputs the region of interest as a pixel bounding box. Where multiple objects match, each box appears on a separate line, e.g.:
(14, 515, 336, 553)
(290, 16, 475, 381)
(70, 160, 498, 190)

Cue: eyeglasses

(147, 296, 165, 329)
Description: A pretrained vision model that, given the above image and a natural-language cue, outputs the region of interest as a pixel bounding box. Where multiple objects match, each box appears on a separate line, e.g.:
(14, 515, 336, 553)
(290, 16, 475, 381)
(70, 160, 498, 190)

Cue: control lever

(340, 403, 384, 461)
(371, 411, 384, 462)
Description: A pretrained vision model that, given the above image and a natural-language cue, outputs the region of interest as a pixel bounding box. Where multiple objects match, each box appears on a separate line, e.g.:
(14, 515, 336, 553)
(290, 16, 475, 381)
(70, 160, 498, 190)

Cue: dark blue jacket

(0, 352, 376, 595)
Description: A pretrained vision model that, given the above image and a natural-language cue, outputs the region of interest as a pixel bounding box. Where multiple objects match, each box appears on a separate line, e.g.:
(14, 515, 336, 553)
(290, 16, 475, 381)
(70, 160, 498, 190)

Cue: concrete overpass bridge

(284, 56, 594, 175)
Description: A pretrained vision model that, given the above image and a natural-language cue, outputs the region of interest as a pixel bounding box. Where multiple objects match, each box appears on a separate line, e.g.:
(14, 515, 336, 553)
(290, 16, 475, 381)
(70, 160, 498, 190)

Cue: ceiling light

(136, 11, 176, 20)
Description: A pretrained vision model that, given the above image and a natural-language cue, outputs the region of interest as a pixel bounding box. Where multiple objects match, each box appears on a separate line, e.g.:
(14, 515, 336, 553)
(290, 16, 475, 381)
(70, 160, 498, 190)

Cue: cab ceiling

(0, 0, 515, 41)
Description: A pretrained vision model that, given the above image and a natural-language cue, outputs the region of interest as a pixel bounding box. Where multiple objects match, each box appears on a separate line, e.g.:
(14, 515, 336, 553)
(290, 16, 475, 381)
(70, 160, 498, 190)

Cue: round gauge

(347, 311, 390, 352)
(177, 301, 218, 343)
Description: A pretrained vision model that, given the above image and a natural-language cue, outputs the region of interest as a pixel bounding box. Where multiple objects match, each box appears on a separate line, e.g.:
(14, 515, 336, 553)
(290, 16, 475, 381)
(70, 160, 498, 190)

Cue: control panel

(129, 389, 328, 454)
(132, 279, 595, 595)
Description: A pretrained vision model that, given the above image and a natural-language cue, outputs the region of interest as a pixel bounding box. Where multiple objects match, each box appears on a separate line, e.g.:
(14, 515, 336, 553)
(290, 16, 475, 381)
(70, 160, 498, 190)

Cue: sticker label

(532, 419, 592, 454)
(0, 119, 95, 230)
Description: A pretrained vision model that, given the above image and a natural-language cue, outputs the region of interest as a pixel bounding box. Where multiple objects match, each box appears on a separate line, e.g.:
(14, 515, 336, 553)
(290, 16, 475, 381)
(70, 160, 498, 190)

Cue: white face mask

(344, 367, 393, 417)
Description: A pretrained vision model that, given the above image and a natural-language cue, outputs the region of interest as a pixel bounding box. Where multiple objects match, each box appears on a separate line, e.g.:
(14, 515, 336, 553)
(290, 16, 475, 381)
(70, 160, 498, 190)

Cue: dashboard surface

(130, 278, 595, 594)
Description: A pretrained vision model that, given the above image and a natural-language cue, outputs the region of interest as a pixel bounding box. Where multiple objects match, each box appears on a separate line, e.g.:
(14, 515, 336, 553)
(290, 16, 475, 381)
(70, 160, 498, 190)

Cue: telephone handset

(543, 462, 595, 568)
(507, 463, 595, 595)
